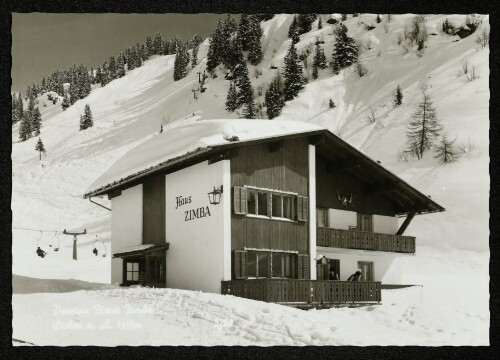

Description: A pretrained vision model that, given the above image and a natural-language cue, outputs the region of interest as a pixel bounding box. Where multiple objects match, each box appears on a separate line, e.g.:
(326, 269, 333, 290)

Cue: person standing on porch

(328, 266, 339, 280)
(347, 271, 362, 281)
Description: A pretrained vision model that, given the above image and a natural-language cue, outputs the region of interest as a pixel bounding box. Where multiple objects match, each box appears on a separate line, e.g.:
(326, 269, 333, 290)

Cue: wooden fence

(221, 279, 381, 304)
(317, 227, 416, 254)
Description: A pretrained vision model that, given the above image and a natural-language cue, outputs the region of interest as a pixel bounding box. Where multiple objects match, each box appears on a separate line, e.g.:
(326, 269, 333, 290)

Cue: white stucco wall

(373, 214, 398, 234)
(110, 184, 143, 285)
(165, 160, 230, 294)
(328, 209, 357, 230)
(316, 246, 405, 282)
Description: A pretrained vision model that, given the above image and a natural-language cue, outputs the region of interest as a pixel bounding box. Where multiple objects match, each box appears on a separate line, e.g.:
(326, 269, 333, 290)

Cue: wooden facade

(230, 138, 310, 254)
(316, 154, 397, 216)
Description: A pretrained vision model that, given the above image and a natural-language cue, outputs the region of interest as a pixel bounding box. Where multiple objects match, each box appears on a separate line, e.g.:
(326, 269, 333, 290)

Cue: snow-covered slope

(12, 14, 489, 346)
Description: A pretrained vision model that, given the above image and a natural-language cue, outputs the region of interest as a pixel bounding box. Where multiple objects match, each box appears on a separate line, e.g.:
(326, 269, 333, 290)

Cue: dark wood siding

(316, 155, 396, 216)
(231, 138, 309, 254)
(142, 175, 166, 245)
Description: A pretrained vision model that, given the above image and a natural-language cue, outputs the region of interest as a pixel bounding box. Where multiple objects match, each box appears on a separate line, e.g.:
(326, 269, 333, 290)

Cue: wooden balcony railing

(316, 227, 416, 254)
(221, 279, 381, 304)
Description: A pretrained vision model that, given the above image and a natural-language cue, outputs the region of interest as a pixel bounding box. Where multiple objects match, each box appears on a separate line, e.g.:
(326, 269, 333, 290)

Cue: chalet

(84, 119, 444, 306)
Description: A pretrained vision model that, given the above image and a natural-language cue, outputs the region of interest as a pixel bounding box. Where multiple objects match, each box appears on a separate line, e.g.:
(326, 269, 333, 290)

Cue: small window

(283, 253, 295, 278)
(272, 253, 282, 277)
(272, 194, 282, 218)
(317, 208, 328, 227)
(247, 251, 257, 277)
(258, 252, 269, 277)
(282, 195, 295, 220)
(257, 192, 269, 216)
(247, 190, 257, 215)
(126, 262, 140, 282)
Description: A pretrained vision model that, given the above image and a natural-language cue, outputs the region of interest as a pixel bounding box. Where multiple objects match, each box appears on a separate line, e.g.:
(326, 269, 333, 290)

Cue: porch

(317, 227, 416, 254)
(221, 279, 381, 305)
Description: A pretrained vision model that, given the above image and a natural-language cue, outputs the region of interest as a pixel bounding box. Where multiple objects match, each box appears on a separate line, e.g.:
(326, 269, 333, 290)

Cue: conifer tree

(329, 99, 336, 109)
(312, 41, 327, 79)
(117, 54, 126, 77)
(225, 81, 238, 112)
(80, 104, 94, 130)
(282, 42, 304, 101)
(35, 137, 45, 160)
(31, 107, 42, 136)
(288, 16, 298, 38)
(173, 42, 189, 81)
(331, 24, 358, 74)
(153, 32, 163, 55)
(265, 73, 284, 119)
(239, 14, 250, 50)
(376, 14, 382, 23)
(405, 92, 441, 159)
(62, 93, 70, 110)
(393, 84, 403, 107)
(19, 111, 31, 141)
(227, 33, 245, 71)
(297, 14, 317, 34)
(146, 35, 154, 56)
(108, 56, 117, 80)
(235, 64, 254, 107)
(207, 19, 224, 73)
(95, 66, 103, 85)
(434, 135, 458, 164)
(241, 98, 257, 119)
(291, 28, 300, 45)
(318, 17, 323, 29)
(341, 14, 348, 21)
(247, 15, 263, 65)
(192, 45, 199, 68)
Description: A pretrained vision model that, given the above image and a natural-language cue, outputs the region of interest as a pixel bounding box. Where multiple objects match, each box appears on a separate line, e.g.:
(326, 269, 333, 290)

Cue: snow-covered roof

(85, 118, 323, 196)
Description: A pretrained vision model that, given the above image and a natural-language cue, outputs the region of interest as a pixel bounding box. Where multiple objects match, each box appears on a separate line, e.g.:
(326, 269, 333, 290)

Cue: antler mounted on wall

(337, 191, 356, 206)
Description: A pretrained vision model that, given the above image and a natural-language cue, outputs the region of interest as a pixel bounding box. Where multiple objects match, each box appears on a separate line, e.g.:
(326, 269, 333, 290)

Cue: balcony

(221, 279, 381, 304)
(316, 227, 416, 254)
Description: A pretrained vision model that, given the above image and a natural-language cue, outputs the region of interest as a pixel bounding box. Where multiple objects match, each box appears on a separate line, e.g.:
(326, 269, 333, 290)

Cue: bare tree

(434, 135, 459, 164)
(367, 105, 377, 123)
(405, 91, 442, 159)
(475, 29, 489, 48)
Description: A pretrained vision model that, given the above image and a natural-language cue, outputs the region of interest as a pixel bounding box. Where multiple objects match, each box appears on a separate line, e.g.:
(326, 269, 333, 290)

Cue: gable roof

(83, 118, 444, 216)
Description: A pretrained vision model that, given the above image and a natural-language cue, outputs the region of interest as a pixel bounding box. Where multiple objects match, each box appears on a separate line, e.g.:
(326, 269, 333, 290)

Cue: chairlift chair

(53, 231, 60, 252)
(36, 231, 46, 258)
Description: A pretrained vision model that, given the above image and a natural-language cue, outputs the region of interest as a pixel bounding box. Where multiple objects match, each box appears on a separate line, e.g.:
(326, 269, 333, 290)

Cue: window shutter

(233, 186, 247, 215)
(297, 254, 309, 279)
(234, 250, 248, 279)
(297, 195, 309, 222)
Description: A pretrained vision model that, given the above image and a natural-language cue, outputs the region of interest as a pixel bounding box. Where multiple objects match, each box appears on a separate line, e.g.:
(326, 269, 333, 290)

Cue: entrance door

(358, 261, 374, 281)
(148, 257, 166, 287)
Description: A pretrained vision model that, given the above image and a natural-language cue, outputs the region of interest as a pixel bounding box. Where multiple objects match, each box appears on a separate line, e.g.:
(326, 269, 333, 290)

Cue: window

(233, 186, 307, 221)
(258, 192, 269, 216)
(246, 250, 297, 278)
(358, 261, 374, 281)
(126, 262, 140, 282)
(247, 190, 269, 216)
(317, 208, 329, 227)
(246, 187, 296, 220)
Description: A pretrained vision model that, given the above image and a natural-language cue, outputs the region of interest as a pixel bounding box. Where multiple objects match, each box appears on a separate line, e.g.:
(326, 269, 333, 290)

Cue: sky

(11, 13, 230, 94)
